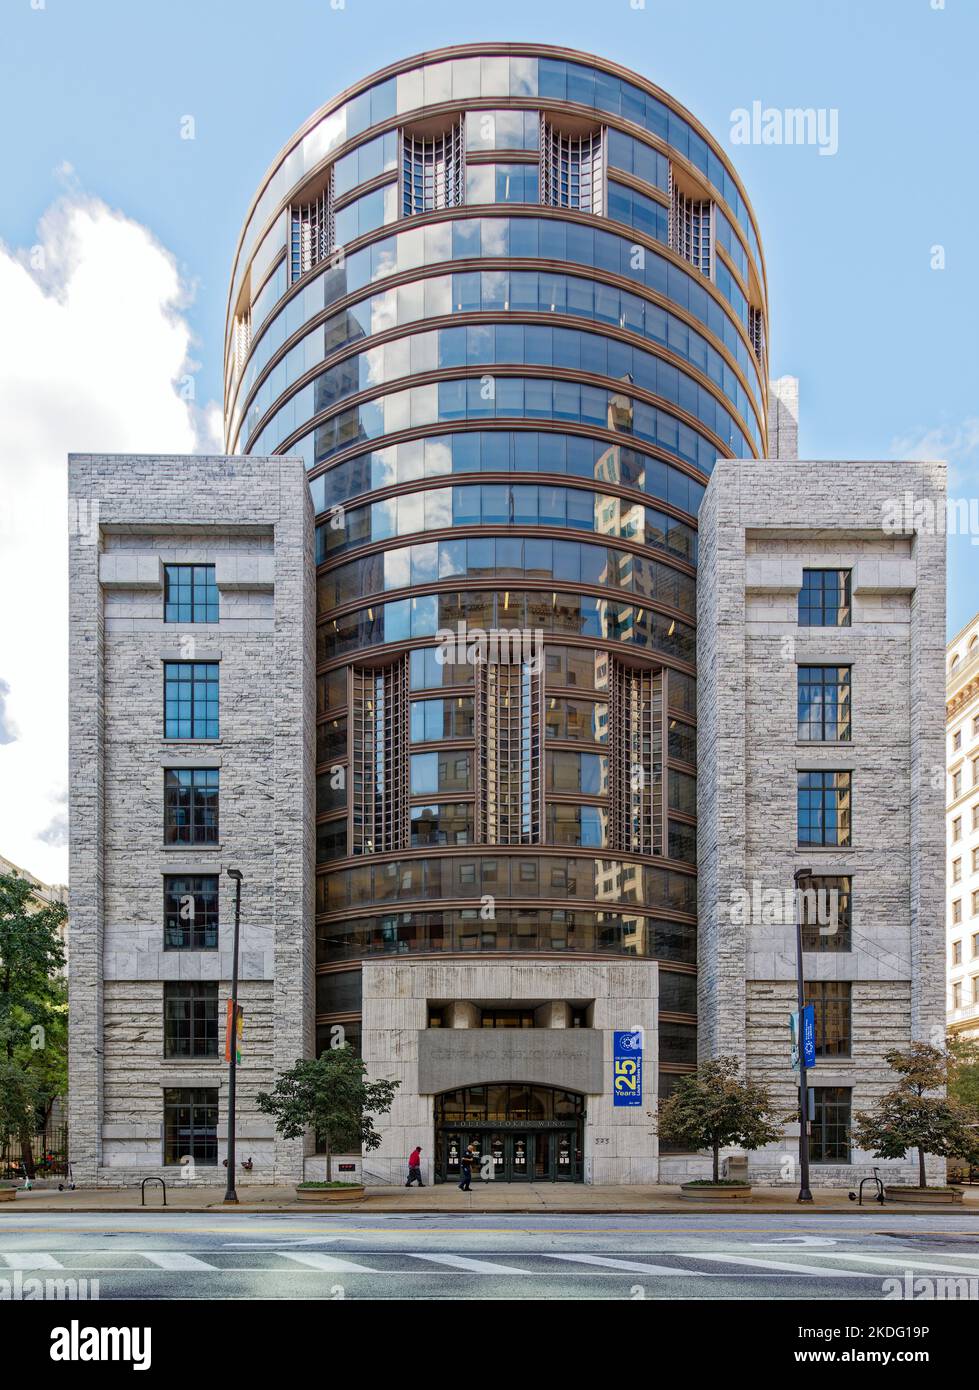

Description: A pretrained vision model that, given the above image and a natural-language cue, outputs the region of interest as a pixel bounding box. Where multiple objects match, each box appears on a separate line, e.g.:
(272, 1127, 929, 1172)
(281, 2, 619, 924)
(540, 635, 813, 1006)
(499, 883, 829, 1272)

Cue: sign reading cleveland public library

(612, 1029, 643, 1106)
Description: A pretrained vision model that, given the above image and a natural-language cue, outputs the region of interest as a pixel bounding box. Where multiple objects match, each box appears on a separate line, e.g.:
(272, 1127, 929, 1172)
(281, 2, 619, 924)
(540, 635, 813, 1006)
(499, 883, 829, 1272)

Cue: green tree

(656, 1055, 785, 1183)
(256, 1047, 399, 1181)
(853, 1042, 979, 1189)
(947, 1034, 979, 1116)
(0, 872, 67, 1176)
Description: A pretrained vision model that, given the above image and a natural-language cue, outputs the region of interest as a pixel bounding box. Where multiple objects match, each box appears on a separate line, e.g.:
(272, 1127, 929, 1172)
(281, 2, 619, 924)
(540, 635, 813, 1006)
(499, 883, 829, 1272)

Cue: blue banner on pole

(613, 1030, 643, 1107)
(802, 1004, 816, 1069)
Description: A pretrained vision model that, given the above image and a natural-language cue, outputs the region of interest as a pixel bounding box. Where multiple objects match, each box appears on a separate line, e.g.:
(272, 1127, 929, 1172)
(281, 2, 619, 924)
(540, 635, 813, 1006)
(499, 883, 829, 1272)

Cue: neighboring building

(67, 44, 947, 1185)
(946, 613, 979, 1041)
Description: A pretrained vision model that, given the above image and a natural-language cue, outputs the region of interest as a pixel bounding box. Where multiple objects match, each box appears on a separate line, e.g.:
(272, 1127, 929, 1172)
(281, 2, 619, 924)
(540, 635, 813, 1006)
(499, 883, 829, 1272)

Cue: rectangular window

(953, 770, 963, 798)
(807, 982, 851, 1057)
(163, 662, 219, 740)
(164, 564, 219, 624)
(540, 119, 605, 215)
(164, 875, 219, 950)
(972, 890, 979, 916)
(164, 982, 218, 1058)
(953, 816, 963, 840)
(973, 977, 979, 1005)
(164, 1087, 218, 1166)
(798, 569, 851, 627)
(953, 858, 962, 883)
(800, 875, 851, 951)
(953, 899, 962, 924)
(797, 770, 851, 847)
(953, 981, 963, 1009)
(402, 121, 465, 216)
(953, 730, 962, 751)
(810, 1087, 851, 1163)
(972, 932, 979, 958)
(164, 768, 219, 845)
(953, 940, 963, 965)
(797, 666, 851, 742)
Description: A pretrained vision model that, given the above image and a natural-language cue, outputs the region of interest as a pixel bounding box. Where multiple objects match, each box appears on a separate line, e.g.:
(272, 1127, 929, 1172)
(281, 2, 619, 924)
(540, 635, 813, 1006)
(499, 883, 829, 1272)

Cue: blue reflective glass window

(538, 58, 567, 100)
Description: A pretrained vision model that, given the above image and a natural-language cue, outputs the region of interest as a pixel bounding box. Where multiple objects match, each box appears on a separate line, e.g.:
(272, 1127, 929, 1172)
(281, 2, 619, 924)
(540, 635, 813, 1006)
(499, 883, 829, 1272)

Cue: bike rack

(848, 1166, 885, 1206)
(140, 1177, 167, 1207)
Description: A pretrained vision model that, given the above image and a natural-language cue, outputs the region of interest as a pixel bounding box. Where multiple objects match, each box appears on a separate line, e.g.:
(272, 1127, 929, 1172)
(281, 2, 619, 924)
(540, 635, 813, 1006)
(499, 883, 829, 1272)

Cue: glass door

(443, 1131, 462, 1182)
(488, 1132, 505, 1181)
(533, 1132, 553, 1181)
(554, 1130, 576, 1181)
(508, 1132, 530, 1180)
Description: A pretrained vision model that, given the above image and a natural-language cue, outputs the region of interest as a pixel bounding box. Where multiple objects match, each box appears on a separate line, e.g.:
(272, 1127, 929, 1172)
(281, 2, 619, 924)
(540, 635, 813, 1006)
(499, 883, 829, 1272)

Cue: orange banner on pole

(225, 1000, 243, 1063)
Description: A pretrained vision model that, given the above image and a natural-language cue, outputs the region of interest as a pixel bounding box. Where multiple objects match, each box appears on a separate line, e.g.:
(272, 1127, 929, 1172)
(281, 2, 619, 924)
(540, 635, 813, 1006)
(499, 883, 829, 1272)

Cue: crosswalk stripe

(542, 1253, 701, 1276)
(1, 1253, 64, 1270)
(808, 1252, 979, 1277)
(685, 1253, 882, 1278)
(407, 1253, 530, 1274)
(140, 1252, 218, 1271)
(275, 1252, 377, 1273)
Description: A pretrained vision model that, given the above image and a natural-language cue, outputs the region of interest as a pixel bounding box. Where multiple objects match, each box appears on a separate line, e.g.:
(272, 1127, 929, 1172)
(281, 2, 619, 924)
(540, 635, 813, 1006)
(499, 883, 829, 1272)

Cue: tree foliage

(656, 1055, 785, 1183)
(0, 872, 67, 1173)
(853, 1042, 979, 1188)
(256, 1046, 399, 1181)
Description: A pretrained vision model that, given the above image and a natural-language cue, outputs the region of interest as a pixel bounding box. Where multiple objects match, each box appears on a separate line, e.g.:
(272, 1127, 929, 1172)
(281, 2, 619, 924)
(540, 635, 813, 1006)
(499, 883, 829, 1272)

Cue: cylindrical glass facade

(223, 45, 769, 1080)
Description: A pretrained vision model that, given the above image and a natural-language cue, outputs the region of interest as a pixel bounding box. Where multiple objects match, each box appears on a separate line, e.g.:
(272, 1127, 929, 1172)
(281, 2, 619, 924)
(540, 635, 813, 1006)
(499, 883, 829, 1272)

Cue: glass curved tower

(223, 43, 769, 1182)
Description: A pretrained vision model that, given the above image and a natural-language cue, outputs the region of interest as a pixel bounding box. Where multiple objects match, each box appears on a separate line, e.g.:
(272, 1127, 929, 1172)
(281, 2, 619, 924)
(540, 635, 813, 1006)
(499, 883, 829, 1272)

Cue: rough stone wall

(68, 455, 313, 1186)
(698, 459, 947, 1186)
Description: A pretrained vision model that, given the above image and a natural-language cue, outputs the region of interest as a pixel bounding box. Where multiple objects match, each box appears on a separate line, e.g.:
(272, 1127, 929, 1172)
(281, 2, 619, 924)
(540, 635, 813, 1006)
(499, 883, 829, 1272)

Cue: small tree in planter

(657, 1056, 785, 1184)
(853, 1042, 979, 1190)
(256, 1047, 399, 1184)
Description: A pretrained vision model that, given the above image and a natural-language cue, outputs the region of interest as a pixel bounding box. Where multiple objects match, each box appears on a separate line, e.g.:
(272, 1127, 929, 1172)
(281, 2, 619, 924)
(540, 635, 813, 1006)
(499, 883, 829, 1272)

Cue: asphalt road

(2, 1210, 979, 1299)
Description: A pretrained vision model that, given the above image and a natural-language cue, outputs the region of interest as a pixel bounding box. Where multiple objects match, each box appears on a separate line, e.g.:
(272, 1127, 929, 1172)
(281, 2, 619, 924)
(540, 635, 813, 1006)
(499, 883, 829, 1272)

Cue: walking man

(405, 1144, 424, 1187)
(458, 1144, 475, 1192)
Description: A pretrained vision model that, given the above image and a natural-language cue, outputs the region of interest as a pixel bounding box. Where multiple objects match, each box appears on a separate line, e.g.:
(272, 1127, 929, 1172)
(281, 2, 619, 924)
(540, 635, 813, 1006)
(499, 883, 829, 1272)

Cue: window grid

(164, 768, 219, 845)
(540, 118, 605, 215)
(163, 662, 219, 740)
(401, 122, 465, 216)
(797, 666, 851, 742)
(290, 174, 334, 281)
(609, 660, 663, 855)
(810, 1087, 851, 1163)
(800, 875, 852, 952)
(669, 171, 712, 277)
(163, 564, 219, 624)
(164, 874, 219, 950)
(477, 659, 544, 845)
(797, 770, 851, 847)
(164, 982, 219, 1059)
(798, 568, 852, 627)
(807, 981, 851, 1058)
(163, 1088, 218, 1166)
(748, 304, 765, 364)
(352, 657, 409, 854)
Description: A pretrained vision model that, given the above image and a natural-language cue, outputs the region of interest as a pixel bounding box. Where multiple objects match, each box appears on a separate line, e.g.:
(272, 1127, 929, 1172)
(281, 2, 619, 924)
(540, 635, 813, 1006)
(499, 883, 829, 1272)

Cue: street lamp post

(794, 866, 813, 1203)
(224, 868, 243, 1206)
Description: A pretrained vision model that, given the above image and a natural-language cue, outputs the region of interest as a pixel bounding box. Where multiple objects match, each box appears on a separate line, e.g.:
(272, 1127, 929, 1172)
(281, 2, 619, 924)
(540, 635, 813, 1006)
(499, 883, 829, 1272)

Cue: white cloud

(889, 418, 979, 492)
(0, 183, 221, 884)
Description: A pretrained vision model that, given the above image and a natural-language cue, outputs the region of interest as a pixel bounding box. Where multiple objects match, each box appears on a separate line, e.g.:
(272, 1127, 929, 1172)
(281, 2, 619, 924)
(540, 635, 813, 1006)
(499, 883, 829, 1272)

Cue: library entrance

(434, 1084, 585, 1183)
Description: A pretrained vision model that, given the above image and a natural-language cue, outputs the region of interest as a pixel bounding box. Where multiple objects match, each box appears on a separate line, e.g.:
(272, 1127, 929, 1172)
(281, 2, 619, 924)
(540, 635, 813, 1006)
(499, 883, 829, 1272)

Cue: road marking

(543, 1253, 702, 1276)
(275, 1251, 377, 1272)
(1, 1253, 64, 1269)
(807, 1252, 979, 1276)
(140, 1252, 218, 1270)
(407, 1253, 530, 1274)
(684, 1253, 885, 1278)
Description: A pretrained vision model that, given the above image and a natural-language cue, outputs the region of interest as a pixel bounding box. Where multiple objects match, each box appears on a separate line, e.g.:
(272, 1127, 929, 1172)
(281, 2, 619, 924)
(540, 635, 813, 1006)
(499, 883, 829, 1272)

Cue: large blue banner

(613, 1029, 643, 1107)
(802, 1003, 816, 1069)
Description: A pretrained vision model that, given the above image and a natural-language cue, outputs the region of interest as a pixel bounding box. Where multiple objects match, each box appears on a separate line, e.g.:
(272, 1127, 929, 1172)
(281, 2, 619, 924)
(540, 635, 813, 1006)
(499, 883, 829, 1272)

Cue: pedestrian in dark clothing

(458, 1145, 475, 1192)
(406, 1145, 424, 1187)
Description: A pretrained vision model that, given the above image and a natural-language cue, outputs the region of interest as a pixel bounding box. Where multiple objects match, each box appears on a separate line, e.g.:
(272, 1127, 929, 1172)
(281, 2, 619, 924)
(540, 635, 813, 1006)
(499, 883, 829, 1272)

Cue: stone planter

(296, 1185, 365, 1204)
(680, 1182, 751, 1200)
(885, 1186, 964, 1205)
(0, 1187, 16, 1203)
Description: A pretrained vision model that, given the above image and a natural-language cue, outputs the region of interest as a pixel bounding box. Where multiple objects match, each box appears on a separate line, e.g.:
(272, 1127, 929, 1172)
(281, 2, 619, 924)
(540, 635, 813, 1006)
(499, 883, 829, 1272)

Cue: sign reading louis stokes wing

(613, 1030, 643, 1106)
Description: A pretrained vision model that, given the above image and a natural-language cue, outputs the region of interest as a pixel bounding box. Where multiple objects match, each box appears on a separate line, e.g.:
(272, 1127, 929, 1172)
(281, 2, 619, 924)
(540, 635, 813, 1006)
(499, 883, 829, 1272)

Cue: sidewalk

(5, 1182, 979, 1215)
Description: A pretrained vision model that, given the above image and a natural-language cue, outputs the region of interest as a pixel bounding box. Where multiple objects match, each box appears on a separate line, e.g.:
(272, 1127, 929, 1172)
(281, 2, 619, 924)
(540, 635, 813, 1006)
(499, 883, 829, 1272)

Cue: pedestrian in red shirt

(406, 1145, 424, 1187)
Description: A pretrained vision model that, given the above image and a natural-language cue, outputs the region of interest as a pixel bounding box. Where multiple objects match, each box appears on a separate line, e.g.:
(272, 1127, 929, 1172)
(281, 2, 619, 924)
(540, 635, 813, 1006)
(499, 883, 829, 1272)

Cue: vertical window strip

(540, 118, 605, 216)
(401, 121, 465, 216)
(669, 169, 713, 278)
(290, 172, 334, 282)
(609, 660, 663, 856)
(352, 655, 409, 853)
(476, 659, 544, 845)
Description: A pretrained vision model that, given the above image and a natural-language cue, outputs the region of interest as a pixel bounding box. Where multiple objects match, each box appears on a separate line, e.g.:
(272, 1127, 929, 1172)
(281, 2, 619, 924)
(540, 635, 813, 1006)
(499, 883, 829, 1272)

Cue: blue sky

(4, 0, 977, 627)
